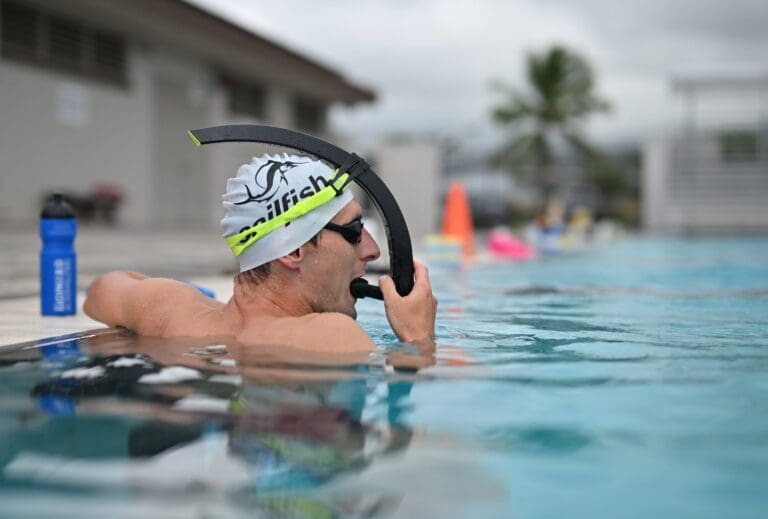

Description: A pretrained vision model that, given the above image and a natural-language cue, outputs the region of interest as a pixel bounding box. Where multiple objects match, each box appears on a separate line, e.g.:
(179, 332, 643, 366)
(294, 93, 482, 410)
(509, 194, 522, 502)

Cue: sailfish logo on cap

(234, 159, 308, 205)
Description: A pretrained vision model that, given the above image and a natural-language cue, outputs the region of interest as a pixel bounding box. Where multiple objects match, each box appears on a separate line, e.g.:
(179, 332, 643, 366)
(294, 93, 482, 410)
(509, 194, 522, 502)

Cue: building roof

(671, 64, 768, 92)
(33, 0, 375, 104)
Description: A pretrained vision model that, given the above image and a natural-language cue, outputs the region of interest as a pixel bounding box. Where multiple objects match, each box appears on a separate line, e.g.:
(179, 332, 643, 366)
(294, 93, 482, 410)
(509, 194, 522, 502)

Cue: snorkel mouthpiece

(350, 278, 383, 300)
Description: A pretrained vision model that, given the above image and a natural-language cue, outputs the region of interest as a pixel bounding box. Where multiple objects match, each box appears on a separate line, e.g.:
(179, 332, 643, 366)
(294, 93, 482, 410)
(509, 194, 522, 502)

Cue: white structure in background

(0, 0, 373, 228)
(375, 140, 441, 248)
(643, 66, 768, 233)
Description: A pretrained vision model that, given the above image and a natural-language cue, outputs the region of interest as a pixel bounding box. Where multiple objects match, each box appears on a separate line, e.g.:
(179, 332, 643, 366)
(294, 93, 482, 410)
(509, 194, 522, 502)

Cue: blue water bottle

(40, 193, 77, 315)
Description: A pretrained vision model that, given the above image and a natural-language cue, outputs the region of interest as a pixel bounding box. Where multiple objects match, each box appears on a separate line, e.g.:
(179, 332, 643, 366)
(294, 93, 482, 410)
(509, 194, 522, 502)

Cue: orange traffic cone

(441, 182, 475, 256)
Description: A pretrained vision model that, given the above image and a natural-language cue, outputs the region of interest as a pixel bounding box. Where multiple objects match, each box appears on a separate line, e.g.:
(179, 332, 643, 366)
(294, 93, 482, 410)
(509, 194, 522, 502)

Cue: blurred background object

(40, 183, 124, 225)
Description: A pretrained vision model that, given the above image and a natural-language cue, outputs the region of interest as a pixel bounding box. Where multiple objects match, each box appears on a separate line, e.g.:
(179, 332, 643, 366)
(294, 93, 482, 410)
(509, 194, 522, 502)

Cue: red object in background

(91, 183, 123, 202)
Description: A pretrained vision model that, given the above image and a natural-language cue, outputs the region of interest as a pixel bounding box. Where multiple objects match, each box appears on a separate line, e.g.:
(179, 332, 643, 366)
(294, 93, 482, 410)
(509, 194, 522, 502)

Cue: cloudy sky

(188, 0, 768, 151)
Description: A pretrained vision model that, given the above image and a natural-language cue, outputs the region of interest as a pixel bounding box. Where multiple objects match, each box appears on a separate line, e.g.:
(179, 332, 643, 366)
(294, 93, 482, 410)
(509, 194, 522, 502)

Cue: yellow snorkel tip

(187, 130, 202, 147)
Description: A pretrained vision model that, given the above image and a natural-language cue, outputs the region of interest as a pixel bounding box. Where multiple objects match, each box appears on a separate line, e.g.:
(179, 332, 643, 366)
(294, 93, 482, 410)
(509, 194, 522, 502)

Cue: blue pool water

(1, 236, 767, 518)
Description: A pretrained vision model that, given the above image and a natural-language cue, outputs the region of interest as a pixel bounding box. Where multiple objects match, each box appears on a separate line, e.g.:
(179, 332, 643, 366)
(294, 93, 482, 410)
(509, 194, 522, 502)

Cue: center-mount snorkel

(188, 124, 414, 300)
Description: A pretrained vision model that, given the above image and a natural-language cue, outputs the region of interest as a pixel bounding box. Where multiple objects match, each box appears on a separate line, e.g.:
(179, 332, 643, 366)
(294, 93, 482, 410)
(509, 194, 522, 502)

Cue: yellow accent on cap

(225, 172, 350, 256)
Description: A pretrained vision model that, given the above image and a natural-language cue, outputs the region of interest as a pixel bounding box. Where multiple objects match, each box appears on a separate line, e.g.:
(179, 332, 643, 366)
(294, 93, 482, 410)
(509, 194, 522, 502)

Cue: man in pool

(84, 154, 437, 353)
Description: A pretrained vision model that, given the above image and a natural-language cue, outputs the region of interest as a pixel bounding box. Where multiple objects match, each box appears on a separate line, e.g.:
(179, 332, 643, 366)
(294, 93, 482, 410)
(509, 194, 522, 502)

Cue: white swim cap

(221, 154, 353, 272)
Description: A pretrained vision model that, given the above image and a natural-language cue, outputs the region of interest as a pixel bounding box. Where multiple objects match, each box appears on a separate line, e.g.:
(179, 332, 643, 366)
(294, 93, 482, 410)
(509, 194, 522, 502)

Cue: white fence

(643, 138, 768, 232)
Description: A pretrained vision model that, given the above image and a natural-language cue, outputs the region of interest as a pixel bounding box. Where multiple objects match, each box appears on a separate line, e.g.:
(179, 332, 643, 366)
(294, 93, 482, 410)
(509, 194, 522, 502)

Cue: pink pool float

(486, 229, 535, 260)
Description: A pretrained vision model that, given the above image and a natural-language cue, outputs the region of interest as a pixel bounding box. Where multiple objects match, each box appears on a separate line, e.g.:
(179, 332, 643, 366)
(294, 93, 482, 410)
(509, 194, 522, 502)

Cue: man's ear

(275, 245, 305, 271)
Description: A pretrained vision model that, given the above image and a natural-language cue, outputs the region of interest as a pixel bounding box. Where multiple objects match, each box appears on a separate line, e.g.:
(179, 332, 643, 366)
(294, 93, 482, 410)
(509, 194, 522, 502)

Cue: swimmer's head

(221, 154, 353, 273)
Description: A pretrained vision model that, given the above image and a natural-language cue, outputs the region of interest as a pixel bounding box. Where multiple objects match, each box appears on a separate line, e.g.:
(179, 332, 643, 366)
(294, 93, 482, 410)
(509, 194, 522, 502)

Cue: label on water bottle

(53, 257, 72, 313)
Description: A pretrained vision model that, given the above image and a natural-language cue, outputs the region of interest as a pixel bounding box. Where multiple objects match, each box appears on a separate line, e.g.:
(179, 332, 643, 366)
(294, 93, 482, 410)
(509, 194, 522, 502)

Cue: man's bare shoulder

(106, 276, 205, 315)
(304, 312, 375, 346)
(88, 272, 200, 301)
(127, 278, 222, 335)
(239, 312, 375, 352)
(129, 277, 203, 302)
(84, 271, 213, 335)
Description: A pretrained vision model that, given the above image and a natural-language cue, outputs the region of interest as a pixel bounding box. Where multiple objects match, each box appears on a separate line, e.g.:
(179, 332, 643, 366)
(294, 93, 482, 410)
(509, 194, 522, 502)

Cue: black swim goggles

(323, 218, 364, 244)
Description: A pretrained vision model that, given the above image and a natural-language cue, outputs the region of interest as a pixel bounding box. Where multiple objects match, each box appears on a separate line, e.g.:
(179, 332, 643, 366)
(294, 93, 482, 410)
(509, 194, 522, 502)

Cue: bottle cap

(41, 193, 76, 219)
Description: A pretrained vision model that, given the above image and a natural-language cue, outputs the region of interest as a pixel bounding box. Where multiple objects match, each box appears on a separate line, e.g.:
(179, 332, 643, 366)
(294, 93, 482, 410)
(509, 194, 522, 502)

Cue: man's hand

(379, 261, 437, 345)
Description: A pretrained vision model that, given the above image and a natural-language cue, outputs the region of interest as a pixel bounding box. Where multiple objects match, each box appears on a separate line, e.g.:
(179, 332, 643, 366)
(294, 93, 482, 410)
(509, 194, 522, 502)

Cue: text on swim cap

(236, 174, 333, 244)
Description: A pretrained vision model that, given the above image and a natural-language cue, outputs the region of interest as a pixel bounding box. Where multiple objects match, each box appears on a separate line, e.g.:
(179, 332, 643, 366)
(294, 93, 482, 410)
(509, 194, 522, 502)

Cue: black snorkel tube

(188, 124, 414, 300)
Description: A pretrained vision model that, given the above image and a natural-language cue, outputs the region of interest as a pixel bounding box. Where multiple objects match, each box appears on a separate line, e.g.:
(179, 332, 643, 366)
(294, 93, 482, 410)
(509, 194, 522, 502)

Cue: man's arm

(83, 270, 146, 327)
(83, 270, 196, 335)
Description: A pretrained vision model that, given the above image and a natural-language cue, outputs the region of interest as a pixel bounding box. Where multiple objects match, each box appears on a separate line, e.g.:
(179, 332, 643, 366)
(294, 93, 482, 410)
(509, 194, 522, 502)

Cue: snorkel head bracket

(188, 124, 414, 300)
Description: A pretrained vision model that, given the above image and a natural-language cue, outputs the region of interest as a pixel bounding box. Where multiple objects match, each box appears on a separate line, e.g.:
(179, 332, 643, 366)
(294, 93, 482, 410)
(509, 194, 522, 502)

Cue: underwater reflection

(5, 330, 430, 516)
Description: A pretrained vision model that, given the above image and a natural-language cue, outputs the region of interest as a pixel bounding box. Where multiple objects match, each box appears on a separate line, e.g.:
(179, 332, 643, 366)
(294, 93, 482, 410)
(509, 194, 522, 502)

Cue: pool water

(1, 236, 767, 518)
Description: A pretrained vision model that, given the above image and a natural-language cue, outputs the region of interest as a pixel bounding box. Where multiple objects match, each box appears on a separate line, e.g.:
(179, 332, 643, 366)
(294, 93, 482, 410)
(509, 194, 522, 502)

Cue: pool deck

(0, 226, 235, 347)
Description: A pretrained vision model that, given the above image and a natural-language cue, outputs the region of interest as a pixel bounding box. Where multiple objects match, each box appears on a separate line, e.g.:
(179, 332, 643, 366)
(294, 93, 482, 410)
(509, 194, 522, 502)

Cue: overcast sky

(187, 0, 768, 152)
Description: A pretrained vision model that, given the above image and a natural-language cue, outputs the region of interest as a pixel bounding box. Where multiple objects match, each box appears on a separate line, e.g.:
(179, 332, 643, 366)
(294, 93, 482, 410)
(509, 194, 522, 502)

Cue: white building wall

(201, 84, 337, 231)
(0, 46, 295, 230)
(375, 141, 441, 248)
(642, 139, 672, 231)
(144, 49, 216, 228)
(202, 94, 280, 232)
(642, 137, 768, 232)
(266, 87, 293, 128)
(0, 53, 153, 227)
(0, 7, 363, 230)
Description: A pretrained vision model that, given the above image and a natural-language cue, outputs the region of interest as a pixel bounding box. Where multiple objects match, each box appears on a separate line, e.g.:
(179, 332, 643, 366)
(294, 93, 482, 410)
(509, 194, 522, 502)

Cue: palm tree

(492, 45, 610, 199)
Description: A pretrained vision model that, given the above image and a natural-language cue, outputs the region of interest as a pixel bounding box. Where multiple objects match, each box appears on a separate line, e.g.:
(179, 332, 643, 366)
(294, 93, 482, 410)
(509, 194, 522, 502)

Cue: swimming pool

(1, 236, 766, 518)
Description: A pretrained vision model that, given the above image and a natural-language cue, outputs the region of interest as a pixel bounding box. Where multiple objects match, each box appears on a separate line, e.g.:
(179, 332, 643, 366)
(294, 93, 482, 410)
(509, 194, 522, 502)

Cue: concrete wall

(0, 49, 343, 230)
(145, 49, 215, 228)
(0, 0, 360, 230)
(0, 44, 229, 229)
(375, 141, 441, 247)
(0, 53, 153, 227)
